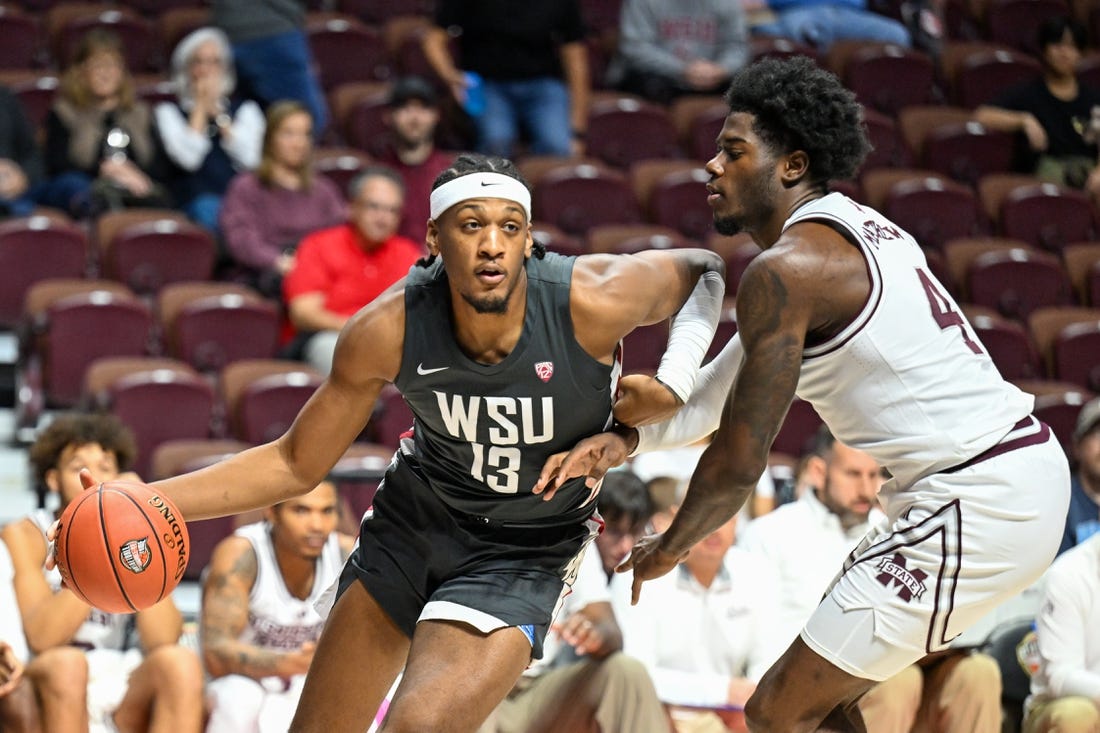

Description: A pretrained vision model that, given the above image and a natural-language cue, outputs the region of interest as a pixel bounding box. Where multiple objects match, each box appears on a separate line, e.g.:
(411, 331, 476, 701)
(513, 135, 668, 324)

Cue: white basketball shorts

(802, 416, 1070, 681)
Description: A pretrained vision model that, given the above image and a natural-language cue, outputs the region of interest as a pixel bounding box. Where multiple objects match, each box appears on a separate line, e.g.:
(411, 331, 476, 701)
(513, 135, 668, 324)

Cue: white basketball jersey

(787, 194, 1034, 488)
(29, 509, 131, 650)
(234, 522, 343, 652)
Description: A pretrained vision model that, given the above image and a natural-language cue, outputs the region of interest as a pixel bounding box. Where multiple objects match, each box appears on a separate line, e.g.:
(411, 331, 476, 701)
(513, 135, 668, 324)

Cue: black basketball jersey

(394, 252, 617, 525)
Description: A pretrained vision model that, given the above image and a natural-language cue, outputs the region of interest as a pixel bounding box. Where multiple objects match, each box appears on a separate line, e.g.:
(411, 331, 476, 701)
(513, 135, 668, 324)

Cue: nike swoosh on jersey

(416, 363, 449, 375)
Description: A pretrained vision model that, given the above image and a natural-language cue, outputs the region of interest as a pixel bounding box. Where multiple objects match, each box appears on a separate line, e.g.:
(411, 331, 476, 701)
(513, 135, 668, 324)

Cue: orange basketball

(54, 481, 189, 614)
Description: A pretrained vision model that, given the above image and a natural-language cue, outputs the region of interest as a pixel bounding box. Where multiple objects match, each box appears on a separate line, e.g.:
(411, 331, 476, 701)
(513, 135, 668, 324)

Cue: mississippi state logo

(119, 538, 151, 574)
(535, 361, 554, 382)
(874, 552, 928, 602)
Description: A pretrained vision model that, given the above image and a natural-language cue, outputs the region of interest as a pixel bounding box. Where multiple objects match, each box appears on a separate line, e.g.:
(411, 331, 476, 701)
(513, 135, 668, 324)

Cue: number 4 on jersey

(916, 268, 983, 355)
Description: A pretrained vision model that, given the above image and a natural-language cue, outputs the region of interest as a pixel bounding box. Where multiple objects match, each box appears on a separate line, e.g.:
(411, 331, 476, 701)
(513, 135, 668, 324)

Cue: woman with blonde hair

(154, 26, 264, 232)
(219, 100, 345, 296)
(36, 28, 168, 216)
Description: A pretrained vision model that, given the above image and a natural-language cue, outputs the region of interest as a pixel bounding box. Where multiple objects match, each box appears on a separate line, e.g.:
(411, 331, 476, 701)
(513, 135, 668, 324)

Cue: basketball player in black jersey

(55, 153, 725, 733)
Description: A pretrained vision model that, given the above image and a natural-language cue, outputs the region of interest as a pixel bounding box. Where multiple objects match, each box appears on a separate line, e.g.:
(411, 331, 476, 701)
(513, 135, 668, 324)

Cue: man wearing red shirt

(376, 76, 456, 247)
(283, 166, 423, 375)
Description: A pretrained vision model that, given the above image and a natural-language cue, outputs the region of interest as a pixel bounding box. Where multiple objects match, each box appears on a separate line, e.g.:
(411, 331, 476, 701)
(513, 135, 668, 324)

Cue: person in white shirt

(737, 427, 883, 646)
(614, 511, 782, 733)
(1022, 532, 1100, 733)
(202, 480, 354, 733)
(154, 27, 265, 232)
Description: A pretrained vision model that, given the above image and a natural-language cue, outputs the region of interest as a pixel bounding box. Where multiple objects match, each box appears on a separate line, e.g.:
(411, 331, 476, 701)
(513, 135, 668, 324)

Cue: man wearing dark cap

(377, 76, 456, 247)
(1060, 397, 1100, 554)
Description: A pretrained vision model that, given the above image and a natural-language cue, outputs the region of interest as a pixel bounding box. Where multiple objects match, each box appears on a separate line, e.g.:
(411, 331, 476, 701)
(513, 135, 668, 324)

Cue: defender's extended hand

(615, 533, 687, 605)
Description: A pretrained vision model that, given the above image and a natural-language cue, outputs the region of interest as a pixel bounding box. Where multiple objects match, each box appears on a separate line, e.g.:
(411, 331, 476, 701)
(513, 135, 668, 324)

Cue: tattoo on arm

(663, 259, 805, 554)
(202, 544, 286, 679)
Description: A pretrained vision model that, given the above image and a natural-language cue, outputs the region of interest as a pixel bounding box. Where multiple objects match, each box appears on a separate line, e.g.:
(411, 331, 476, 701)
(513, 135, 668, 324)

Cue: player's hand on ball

(615, 533, 687, 605)
(613, 374, 683, 426)
(533, 431, 633, 501)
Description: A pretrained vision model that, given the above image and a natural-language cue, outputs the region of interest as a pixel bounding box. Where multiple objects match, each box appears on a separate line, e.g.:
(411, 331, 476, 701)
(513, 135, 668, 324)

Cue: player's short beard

(713, 215, 742, 236)
(463, 292, 509, 314)
(462, 273, 520, 314)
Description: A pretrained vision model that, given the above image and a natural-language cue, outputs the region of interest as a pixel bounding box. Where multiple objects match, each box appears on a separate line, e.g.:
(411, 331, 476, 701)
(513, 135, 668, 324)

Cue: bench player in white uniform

(202, 480, 352, 733)
(3, 413, 204, 733)
(537, 57, 1071, 732)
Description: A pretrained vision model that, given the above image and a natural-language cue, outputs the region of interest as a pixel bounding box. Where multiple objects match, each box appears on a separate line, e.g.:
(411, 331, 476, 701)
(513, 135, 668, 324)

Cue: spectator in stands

(1021, 532, 1100, 733)
(593, 469, 656, 581)
(1, 414, 204, 733)
(376, 76, 456, 247)
(479, 470, 669, 733)
(212, 0, 328, 139)
(0, 86, 43, 218)
(282, 166, 422, 375)
(36, 29, 170, 218)
(609, 0, 751, 105)
(737, 427, 882, 644)
(219, 100, 346, 298)
(155, 27, 265, 233)
(751, 0, 911, 51)
(1059, 396, 1100, 554)
(422, 0, 590, 158)
(975, 17, 1100, 205)
(613, 509, 783, 732)
(739, 427, 1002, 732)
(202, 480, 353, 733)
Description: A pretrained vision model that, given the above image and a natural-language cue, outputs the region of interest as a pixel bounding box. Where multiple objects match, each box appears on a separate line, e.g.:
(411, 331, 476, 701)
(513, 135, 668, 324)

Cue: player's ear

(524, 223, 533, 259)
(425, 218, 441, 257)
(781, 151, 810, 186)
(803, 455, 827, 492)
(44, 468, 60, 494)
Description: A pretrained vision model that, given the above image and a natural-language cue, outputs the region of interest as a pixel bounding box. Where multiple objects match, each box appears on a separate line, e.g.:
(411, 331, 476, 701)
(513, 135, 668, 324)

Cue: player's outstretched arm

(143, 285, 407, 521)
(620, 251, 812, 604)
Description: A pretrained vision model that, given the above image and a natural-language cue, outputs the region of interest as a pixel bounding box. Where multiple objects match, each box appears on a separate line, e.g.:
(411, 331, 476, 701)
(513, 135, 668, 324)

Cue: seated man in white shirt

(613, 509, 784, 733)
(1022, 532, 1100, 733)
(738, 427, 1003, 733)
(478, 471, 669, 733)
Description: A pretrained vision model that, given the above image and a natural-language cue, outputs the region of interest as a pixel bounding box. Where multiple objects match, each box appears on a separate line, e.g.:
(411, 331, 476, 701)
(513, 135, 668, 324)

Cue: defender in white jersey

(202, 481, 353, 733)
(537, 57, 1071, 732)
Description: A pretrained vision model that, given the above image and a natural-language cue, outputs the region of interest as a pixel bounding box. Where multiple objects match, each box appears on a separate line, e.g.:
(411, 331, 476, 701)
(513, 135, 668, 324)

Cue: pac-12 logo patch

(119, 538, 151, 573)
(535, 361, 554, 382)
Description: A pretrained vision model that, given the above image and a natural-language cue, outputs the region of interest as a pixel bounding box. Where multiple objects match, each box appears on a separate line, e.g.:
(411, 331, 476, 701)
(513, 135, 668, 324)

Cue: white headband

(429, 172, 532, 221)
